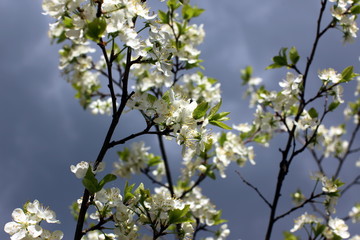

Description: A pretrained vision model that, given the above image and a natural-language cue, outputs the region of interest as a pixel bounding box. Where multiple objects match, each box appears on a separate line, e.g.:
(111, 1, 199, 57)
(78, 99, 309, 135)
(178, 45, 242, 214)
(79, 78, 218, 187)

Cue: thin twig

(236, 171, 272, 208)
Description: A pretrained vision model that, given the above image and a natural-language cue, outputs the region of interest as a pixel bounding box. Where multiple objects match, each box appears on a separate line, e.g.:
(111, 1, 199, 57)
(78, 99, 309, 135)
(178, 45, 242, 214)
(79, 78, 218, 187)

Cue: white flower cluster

(213, 131, 255, 178)
(70, 161, 105, 179)
(290, 212, 323, 233)
(89, 98, 116, 115)
(81, 230, 117, 240)
(127, 89, 213, 160)
(113, 141, 164, 180)
(316, 124, 348, 158)
(324, 217, 350, 239)
(290, 213, 351, 239)
(279, 72, 303, 96)
(141, 187, 185, 223)
(175, 72, 221, 106)
(330, 0, 359, 42)
(181, 186, 223, 227)
(58, 43, 101, 108)
(74, 185, 203, 239)
(318, 68, 343, 84)
(4, 200, 63, 240)
(344, 96, 360, 124)
(349, 203, 360, 223)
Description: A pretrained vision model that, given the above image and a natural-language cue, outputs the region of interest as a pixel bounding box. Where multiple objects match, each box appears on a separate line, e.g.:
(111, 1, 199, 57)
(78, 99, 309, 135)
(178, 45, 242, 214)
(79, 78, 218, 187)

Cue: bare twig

(236, 171, 272, 208)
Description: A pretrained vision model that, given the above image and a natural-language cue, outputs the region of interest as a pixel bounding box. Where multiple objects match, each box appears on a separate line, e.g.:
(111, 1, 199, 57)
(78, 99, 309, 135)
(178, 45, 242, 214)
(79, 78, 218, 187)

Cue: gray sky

(0, 0, 359, 239)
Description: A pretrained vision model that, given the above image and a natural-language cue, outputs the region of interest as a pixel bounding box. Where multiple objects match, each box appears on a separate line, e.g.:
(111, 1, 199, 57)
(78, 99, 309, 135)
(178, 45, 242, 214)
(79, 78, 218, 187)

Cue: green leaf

(63, 17, 74, 28)
(209, 120, 232, 130)
(158, 10, 169, 24)
(85, 17, 107, 42)
(333, 178, 345, 188)
(117, 148, 130, 161)
(212, 210, 227, 225)
(308, 107, 318, 119)
(341, 66, 354, 82)
(266, 47, 288, 69)
(82, 167, 99, 194)
(218, 132, 227, 147)
(208, 99, 222, 119)
(253, 133, 270, 144)
(168, 205, 192, 224)
(146, 93, 157, 104)
(289, 47, 300, 65)
(167, 0, 181, 10)
(313, 223, 326, 238)
(283, 232, 299, 240)
(193, 101, 209, 120)
(98, 174, 117, 189)
(209, 112, 230, 121)
(182, 4, 204, 20)
(176, 22, 186, 36)
(123, 182, 135, 204)
(273, 56, 287, 66)
(147, 155, 162, 167)
(207, 77, 218, 84)
(241, 66, 253, 84)
(206, 168, 216, 180)
(350, 5, 360, 14)
(328, 101, 340, 111)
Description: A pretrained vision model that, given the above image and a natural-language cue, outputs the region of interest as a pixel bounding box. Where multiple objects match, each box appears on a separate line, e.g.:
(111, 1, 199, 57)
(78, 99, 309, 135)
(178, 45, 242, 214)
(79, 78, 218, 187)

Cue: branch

(180, 174, 207, 199)
(274, 193, 323, 222)
(140, 168, 169, 189)
(334, 122, 360, 178)
(301, 0, 332, 100)
(341, 175, 360, 195)
(155, 125, 175, 197)
(236, 171, 272, 208)
(98, 39, 117, 116)
(74, 48, 133, 240)
(109, 129, 171, 148)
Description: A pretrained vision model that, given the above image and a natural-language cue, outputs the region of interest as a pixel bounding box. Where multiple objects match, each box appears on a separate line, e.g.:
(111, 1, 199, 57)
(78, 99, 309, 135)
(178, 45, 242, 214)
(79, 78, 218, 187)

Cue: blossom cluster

(113, 141, 165, 180)
(4, 200, 63, 240)
(290, 213, 351, 239)
(330, 0, 359, 42)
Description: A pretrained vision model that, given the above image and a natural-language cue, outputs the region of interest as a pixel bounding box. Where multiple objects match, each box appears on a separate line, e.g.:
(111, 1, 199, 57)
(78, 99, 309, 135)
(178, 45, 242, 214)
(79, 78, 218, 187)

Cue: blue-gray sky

(1, 0, 359, 239)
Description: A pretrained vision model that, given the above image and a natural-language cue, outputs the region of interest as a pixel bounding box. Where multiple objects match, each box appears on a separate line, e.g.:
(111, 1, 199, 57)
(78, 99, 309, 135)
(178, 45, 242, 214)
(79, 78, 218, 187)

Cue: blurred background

(0, 0, 359, 239)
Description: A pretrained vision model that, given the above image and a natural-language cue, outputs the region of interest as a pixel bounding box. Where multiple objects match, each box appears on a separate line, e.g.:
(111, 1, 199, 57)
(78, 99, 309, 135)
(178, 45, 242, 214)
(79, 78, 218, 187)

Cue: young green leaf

(98, 174, 117, 189)
(193, 101, 209, 120)
(182, 4, 204, 20)
(341, 66, 354, 82)
(209, 112, 230, 122)
(158, 10, 169, 24)
(208, 99, 222, 119)
(209, 120, 232, 130)
(266, 47, 288, 69)
(289, 46, 300, 65)
(147, 155, 162, 167)
(241, 66, 253, 84)
(168, 205, 192, 225)
(82, 167, 100, 194)
(63, 17, 74, 28)
(167, 0, 181, 10)
(85, 17, 107, 42)
(308, 107, 318, 119)
(218, 132, 227, 147)
(313, 223, 326, 238)
(350, 5, 360, 14)
(283, 232, 300, 240)
(123, 182, 135, 203)
(328, 101, 340, 112)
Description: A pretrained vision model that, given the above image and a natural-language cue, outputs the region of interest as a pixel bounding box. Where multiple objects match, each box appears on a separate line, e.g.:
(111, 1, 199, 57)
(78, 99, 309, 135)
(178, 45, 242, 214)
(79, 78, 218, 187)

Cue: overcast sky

(0, 0, 359, 239)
